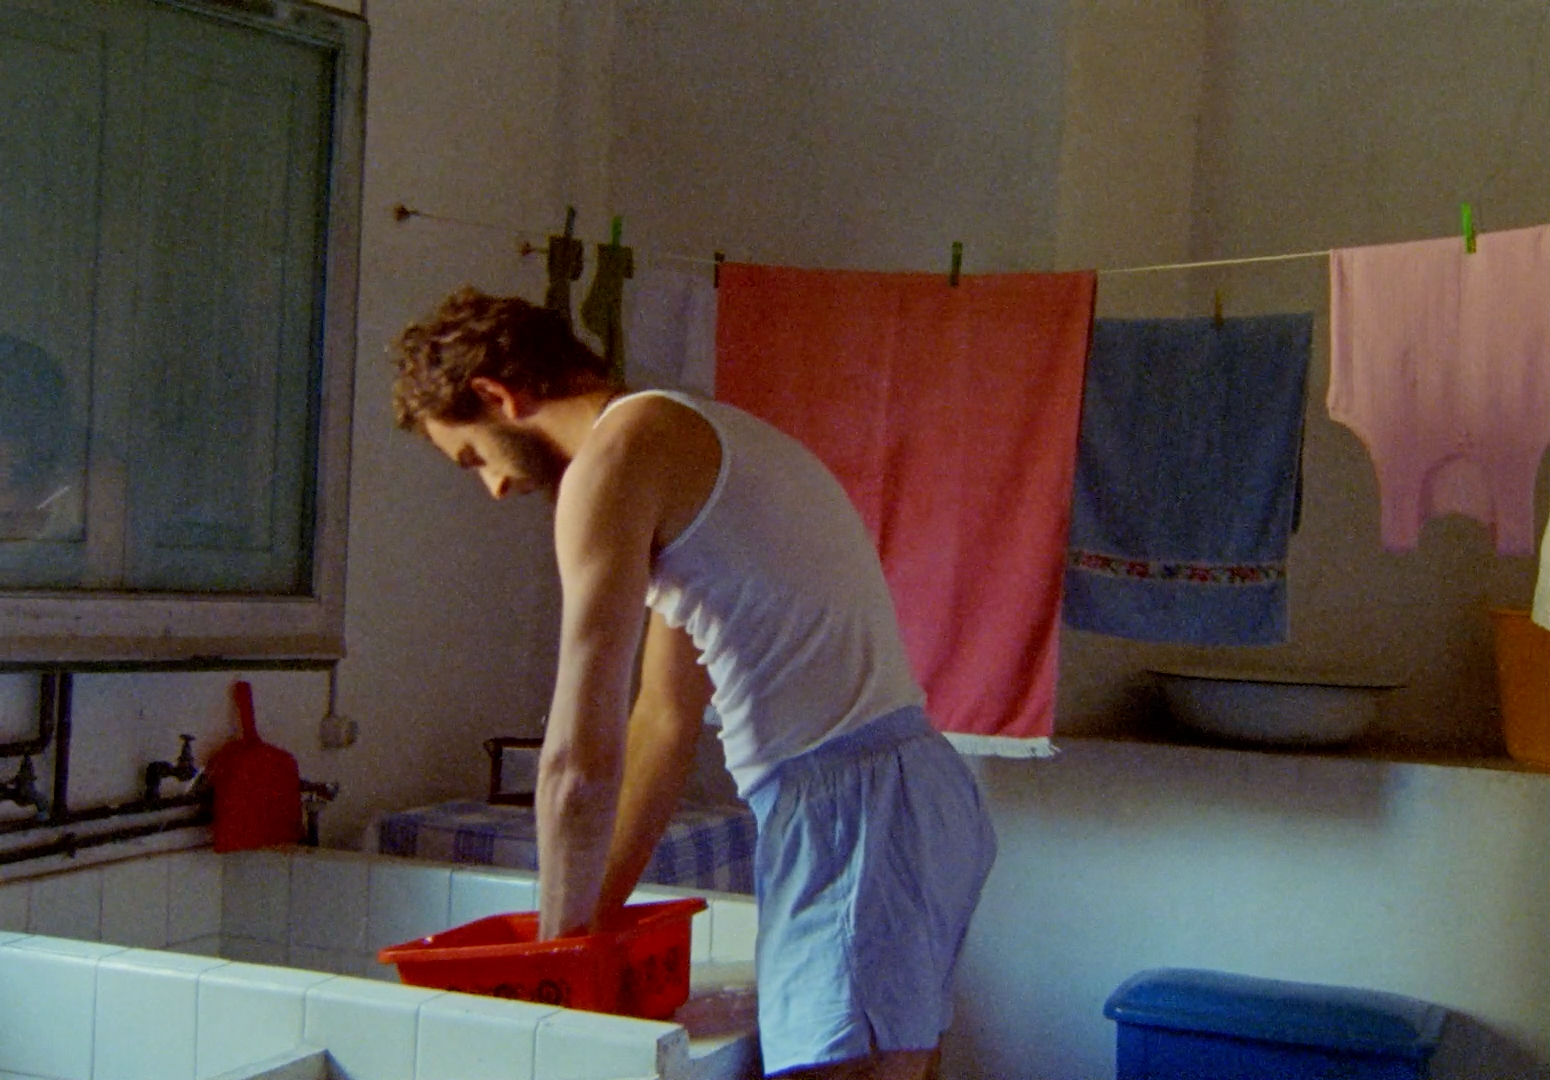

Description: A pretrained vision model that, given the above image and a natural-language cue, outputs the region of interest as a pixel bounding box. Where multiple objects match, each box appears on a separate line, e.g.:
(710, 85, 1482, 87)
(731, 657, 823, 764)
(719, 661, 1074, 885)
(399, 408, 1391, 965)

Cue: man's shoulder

(575, 392, 716, 481)
(593, 391, 715, 449)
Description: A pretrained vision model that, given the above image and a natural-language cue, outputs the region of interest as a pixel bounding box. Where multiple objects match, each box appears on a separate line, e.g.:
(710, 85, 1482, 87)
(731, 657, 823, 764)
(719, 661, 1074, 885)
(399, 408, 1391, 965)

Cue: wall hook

(1213, 289, 1225, 329)
(713, 251, 726, 288)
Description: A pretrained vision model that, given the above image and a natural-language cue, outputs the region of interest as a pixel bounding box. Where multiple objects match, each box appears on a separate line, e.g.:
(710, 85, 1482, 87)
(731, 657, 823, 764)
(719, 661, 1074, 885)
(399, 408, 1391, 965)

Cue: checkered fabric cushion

(374, 800, 756, 894)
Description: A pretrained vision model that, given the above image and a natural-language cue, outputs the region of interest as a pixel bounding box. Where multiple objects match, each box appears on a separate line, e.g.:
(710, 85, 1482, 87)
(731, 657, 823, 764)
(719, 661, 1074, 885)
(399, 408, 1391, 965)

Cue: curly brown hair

(390, 286, 613, 431)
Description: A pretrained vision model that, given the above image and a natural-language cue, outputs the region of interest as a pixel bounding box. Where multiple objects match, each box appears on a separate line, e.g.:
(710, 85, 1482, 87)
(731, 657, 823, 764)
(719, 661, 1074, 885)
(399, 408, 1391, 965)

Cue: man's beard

(490, 424, 566, 500)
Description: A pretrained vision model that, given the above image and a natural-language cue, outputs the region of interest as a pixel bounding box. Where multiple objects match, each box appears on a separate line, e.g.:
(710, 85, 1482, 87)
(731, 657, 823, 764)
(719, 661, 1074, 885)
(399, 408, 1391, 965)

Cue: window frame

(0, 0, 365, 663)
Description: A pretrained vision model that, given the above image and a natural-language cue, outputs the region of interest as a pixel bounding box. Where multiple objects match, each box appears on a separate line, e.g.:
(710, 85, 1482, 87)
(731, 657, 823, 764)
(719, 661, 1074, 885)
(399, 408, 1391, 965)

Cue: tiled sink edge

(0, 933, 693, 1080)
(0, 845, 762, 1079)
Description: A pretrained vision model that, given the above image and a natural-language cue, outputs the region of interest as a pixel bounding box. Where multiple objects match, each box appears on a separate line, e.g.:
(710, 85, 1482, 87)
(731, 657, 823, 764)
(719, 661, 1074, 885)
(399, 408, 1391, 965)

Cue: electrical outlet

(319, 712, 357, 750)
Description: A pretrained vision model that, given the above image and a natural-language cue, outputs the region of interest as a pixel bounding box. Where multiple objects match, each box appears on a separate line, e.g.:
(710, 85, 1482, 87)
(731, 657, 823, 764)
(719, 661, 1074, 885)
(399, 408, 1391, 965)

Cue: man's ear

(469, 376, 533, 421)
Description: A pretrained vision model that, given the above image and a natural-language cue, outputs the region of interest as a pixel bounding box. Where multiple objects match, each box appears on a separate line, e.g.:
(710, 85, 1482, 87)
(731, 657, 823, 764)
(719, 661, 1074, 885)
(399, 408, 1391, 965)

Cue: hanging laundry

(1063, 315, 1312, 646)
(544, 213, 585, 326)
(716, 264, 1096, 756)
(1329, 224, 1550, 556)
(582, 240, 635, 383)
(623, 266, 716, 396)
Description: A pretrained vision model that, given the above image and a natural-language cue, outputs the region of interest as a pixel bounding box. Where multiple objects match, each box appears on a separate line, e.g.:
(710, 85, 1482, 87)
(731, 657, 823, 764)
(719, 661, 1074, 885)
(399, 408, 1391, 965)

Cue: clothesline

(393, 202, 1338, 278)
(1099, 249, 1330, 276)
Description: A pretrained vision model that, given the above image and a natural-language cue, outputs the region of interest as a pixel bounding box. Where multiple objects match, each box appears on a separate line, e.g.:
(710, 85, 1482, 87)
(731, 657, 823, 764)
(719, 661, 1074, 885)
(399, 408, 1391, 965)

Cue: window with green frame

(0, 0, 365, 662)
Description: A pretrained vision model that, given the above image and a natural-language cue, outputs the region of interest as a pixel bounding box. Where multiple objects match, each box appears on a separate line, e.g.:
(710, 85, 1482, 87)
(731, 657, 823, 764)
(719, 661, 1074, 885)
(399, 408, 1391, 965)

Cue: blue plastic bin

(1104, 969, 1448, 1080)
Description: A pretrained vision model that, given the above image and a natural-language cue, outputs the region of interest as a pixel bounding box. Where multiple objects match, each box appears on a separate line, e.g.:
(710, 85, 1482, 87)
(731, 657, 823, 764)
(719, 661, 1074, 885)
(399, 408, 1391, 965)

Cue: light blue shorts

(745, 706, 997, 1075)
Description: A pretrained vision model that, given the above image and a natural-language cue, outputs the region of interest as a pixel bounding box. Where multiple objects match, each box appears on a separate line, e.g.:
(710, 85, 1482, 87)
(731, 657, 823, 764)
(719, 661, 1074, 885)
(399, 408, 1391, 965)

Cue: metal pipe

(47, 673, 70, 826)
(0, 792, 205, 839)
(0, 812, 209, 867)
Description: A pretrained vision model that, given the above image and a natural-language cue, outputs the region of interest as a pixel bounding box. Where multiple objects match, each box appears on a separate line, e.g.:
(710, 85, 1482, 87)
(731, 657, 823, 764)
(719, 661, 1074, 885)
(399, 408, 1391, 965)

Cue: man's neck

(538, 385, 623, 459)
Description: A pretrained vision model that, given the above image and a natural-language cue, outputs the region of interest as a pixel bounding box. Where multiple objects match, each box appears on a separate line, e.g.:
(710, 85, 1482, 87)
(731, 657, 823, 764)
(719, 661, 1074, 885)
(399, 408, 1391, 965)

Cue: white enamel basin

(1151, 668, 1400, 747)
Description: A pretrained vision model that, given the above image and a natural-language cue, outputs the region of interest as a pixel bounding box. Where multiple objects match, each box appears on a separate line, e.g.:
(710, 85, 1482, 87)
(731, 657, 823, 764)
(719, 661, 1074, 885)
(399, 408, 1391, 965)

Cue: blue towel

(1063, 314, 1312, 645)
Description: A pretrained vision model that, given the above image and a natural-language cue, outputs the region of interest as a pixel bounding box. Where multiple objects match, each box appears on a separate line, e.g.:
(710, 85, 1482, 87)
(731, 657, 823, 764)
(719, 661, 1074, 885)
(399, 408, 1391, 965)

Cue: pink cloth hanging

(1329, 224, 1550, 556)
(715, 263, 1096, 753)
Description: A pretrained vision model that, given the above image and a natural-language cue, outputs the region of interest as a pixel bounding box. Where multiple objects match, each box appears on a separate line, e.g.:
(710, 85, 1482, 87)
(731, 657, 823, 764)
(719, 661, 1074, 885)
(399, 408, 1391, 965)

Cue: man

(392, 285, 996, 1080)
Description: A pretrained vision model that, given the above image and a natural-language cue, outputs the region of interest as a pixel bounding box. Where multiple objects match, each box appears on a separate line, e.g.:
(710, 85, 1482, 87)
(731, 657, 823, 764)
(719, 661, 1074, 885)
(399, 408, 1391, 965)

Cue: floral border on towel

(1067, 549, 1286, 585)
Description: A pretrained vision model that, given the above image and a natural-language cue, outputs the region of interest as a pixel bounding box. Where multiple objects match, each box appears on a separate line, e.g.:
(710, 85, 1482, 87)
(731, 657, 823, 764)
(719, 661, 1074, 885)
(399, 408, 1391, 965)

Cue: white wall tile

(416, 993, 559, 1080)
(287, 945, 353, 977)
(195, 962, 334, 1080)
(101, 857, 171, 949)
(350, 948, 393, 979)
(449, 872, 537, 928)
(221, 851, 291, 944)
(167, 850, 224, 945)
(222, 936, 289, 967)
(709, 898, 757, 963)
(367, 862, 452, 951)
(0, 939, 106, 1080)
(95, 949, 228, 1080)
(351, 949, 393, 981)
(533, 1010, 690, 1080)
(289, 852, 368, 950)
(0, 881, 27, 933)
(168, 934, 224, 958)
(689, 906, 711, 964)
(303, 979, 445, 1080)
(362, 954, 404, 982)
(28, 868, 102, 940)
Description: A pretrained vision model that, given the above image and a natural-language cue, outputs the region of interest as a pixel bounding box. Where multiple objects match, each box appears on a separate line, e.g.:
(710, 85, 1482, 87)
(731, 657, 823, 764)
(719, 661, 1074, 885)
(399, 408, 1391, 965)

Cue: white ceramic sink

(1151, 668, 1400, 747)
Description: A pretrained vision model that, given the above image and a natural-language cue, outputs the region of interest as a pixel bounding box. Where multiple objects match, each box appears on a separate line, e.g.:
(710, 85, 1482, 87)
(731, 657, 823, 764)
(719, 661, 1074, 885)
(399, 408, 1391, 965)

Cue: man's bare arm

(537, 421, 663, 940)
(594, 611, 714, 925)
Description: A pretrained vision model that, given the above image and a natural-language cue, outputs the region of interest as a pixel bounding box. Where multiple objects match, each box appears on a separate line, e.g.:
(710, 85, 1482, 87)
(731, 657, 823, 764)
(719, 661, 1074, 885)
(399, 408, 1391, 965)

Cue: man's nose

(481, 469, 510, 499)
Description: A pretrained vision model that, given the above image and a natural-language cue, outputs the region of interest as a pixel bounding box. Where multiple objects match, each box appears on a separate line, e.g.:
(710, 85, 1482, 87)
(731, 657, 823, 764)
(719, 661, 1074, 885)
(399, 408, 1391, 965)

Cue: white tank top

(602, 390, 925, 794)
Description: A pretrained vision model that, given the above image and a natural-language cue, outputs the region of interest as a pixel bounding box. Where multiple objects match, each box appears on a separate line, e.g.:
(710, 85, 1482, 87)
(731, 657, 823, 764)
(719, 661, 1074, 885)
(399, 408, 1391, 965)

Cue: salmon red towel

(716, 264, 1096, 755)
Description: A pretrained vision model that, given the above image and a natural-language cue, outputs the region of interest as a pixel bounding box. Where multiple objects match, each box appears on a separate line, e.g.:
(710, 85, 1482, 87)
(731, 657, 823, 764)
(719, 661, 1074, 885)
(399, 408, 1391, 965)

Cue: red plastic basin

(378, 897, 707, 1020)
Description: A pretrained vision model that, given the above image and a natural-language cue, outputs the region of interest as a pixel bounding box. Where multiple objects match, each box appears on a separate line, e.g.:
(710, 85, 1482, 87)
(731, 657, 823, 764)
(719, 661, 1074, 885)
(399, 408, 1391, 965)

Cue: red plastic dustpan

(205, 680, 303, 853)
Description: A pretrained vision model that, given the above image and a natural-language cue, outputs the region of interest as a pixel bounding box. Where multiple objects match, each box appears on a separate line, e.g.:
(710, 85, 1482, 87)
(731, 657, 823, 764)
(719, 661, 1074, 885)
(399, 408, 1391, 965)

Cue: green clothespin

(949, 241, 963, 286)
(1461, 203, 1477, 254)
(610, 215, 623, 247)
(713, 251, 726, 288)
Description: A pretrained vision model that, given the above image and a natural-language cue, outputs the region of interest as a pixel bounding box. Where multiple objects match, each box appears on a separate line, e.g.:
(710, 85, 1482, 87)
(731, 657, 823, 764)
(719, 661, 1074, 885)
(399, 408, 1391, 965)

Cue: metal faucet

(144, 734, 198, 803)
(0, 755, 46, 816)
(299, 778, 339, 847)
